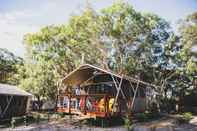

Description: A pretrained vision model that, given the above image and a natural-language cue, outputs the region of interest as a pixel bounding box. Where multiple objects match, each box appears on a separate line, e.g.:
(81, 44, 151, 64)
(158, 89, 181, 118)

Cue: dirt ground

(1, 115, 197, 131)
(1, 115, 127, 131)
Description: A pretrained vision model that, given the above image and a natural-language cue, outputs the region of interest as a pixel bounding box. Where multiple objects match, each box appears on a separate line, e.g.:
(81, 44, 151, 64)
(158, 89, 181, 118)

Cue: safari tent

(0, 83, 32, 120)
(57, 64, 157, 118)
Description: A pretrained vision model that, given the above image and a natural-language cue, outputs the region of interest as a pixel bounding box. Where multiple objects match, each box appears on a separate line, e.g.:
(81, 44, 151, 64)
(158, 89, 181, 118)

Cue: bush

(177, 112, 193, 124)
(135, 111, 160, 122)
(35, 114, 41, 124)
(10, 118, 16, 128)
(136, 113, 148, 122)
(57, 112, 67, 118)
(10, 115, 34, 128)
(83, 117, 124, 127)
(124, 117, 133, 131)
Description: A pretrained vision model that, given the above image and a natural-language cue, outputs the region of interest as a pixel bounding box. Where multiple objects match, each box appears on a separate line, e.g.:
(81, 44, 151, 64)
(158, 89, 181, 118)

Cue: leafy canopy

(21, 2, 177, 100)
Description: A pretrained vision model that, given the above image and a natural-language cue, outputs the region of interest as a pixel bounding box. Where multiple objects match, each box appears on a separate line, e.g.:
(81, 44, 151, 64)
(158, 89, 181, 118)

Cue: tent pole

(1, 95, 13, 118)
(111, 75, 123, 113)
(130, 80, 140, 110)
(81, 75, 95, 86)
(111, 75, 126, 100)
(114, 77, 127, 100)
(129, 81, 135, 93)
(0, 104, 2, 118)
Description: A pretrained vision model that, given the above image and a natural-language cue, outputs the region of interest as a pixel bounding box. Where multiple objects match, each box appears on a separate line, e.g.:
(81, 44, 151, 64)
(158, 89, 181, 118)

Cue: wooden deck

(57, 93, 112, 118)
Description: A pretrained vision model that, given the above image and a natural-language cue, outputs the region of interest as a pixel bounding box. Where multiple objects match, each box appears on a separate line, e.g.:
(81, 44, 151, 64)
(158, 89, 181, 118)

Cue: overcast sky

(0, 0, 196, 57)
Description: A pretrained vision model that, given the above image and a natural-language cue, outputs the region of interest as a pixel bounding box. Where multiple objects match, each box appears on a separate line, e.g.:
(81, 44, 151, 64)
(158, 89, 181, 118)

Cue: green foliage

(100, 2, 171, 73)
(135, 111, 160, 122)
(124, 117, 133, 131)
(182, 112, 193, 121)
(24, 1, 171, 74)
(19, 2, 196, 113)
(177, 112, 193, 124)
(0, 48, 23, 84)
(165, 12, 197, 108)
(36, 114, 41, 124)
(23, 115, 28, 126)
(57, 112, 67, 118)
(21, 1, 173, 101)
(178, 12, 197, 76)
(10, 116, 30, 128)
(136, 113, 149, 122)
(10, 118, 16, 128)
(19, 61, 58, 100)
(8, 114, 48, 128)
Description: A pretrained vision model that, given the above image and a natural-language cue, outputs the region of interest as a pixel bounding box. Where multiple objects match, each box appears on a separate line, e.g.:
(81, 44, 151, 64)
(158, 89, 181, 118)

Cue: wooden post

(84, 95, 87, 115)
(68, 94, 71, 114)
(104, 95, 109, 117)
(107, 95, 109, 117)
(55, 81, 60, 112)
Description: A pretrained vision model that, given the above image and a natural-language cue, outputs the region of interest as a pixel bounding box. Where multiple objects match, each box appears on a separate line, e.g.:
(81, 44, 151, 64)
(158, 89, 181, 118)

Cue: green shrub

(23, 115, 28, 126)
(136, 113, 148, 122)
(36, 114, 40, 124)
(124, 117, 133, 131)
(8, 114, 50, 128)
(135, 111, 160, 122)
(177, 112, 193, 124)
(11, 118, 16, 128)
(10, 116, 30, 128)
(57, 112, 67, 118)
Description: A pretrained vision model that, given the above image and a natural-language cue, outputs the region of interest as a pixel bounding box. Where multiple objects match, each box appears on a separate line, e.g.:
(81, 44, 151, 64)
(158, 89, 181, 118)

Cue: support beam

(114, 77, 127, 100)
(0, 95, 13, 118)
(68, 94, 71, 114)
(111, 75, 124, 113)
(130, 80, 140, 110)
(124, 75, 158, 90)
(129, 81, 135, 93)
(0, 105, 2, 118)
(81, 75, 95, 86)
(111, 75, 126, 100)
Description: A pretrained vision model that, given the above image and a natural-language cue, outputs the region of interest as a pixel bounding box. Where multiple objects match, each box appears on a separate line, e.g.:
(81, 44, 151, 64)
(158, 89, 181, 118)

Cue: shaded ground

(1, 115, 127, 131)
(1, 115, 197, 131)
(133, 115, 197, 131)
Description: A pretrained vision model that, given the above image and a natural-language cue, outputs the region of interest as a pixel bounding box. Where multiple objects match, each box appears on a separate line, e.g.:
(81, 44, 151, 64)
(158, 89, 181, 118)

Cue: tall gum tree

(22, 2, 174, 105)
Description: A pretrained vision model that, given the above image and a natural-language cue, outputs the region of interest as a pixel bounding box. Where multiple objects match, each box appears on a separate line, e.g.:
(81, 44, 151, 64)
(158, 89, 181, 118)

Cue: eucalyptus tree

(176, 12, 197, 98)
(179, 12, 197, 77)
(0, 48, 23, 84)
(22, 2, 174, 102)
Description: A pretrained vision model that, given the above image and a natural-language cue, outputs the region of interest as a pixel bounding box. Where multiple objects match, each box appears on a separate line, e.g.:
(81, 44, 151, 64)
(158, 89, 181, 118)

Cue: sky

(0, 0, 196, 57)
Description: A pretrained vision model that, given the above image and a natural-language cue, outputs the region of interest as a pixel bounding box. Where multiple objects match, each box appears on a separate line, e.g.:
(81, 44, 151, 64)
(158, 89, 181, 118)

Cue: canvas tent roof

(0, 83, 32, 96)
(62, 64, 159, 88)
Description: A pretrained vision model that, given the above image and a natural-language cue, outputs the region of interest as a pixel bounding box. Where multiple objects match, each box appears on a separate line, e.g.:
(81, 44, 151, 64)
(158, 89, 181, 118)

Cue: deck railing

(57, 93, 111, 117)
